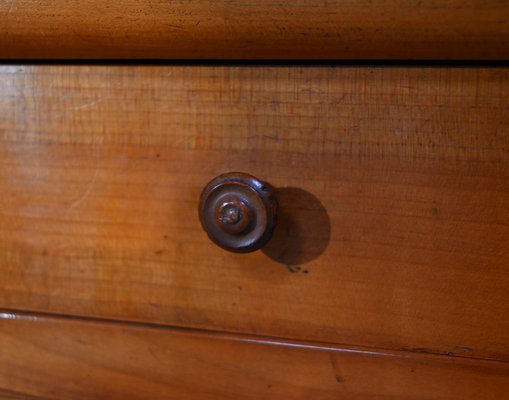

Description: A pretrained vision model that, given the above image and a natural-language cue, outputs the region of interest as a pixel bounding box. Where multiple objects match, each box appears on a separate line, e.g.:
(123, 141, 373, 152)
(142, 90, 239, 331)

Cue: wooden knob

(199, 172, 277, 253)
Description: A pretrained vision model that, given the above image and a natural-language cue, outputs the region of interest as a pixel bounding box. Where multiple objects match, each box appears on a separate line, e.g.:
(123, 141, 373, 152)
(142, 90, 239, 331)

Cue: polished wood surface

(0, 389, 47, 400)
(1, 311, 508, 399)
(0, 1, 508, 59)
(0, 66, 508, 361)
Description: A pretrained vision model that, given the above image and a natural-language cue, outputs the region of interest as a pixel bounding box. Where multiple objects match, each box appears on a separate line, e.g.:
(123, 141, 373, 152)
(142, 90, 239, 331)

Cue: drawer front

(1, 312, 508, 400)
(0, 66, 508, 360)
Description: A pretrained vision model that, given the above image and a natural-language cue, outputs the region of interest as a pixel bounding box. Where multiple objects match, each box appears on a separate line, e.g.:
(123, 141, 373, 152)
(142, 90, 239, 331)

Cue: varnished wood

(0, 1, 508, 59)
(0, 390, 47, 400)
(0, 66, 508, 361)
(1, 311, 508, 399)
(0, 389, 47, 400)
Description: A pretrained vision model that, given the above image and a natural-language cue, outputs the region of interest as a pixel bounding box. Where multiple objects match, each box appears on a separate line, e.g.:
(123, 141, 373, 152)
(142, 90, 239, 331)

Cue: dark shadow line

(0, 59, 508, 67)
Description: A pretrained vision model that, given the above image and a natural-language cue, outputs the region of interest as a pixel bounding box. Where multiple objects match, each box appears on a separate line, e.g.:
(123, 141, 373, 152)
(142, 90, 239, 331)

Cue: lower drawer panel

(1, 312, 508, 400)
(0, 66, 508, 360)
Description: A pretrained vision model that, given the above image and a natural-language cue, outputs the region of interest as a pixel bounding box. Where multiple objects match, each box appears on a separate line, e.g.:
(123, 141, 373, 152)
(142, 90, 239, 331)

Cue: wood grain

(0, 66, 508, 361)
(1, 311, 508, 399)
(0, 1, 508, 59)
(0, 389, 48, 400)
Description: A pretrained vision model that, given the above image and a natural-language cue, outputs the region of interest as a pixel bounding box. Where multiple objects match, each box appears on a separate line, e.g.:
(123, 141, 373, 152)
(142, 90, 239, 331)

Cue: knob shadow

(262, 187, 330, 268)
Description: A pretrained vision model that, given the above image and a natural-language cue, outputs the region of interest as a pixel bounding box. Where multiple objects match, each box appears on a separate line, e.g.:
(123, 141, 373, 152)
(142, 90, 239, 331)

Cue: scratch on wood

(69, 167, 99, 209)
(3, 1, 14, 18)
(70, 99, 103, 110)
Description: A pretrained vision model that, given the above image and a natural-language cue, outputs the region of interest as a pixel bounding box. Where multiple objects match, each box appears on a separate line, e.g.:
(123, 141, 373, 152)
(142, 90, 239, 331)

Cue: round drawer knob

(199, 172, 278, 253)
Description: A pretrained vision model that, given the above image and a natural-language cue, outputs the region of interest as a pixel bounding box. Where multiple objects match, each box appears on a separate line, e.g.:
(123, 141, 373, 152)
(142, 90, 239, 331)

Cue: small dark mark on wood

(454, 346, 474, 353)
(148, 347, 163, 363)
(329, 353, 344, 383)
(412, 348, 428, 353)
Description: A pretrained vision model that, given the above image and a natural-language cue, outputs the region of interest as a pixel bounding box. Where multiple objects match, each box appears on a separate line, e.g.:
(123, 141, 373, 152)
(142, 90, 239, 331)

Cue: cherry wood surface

(0, 311, 508, 400)
(0, 66, 508, 361)
(0, 1, 508, 59)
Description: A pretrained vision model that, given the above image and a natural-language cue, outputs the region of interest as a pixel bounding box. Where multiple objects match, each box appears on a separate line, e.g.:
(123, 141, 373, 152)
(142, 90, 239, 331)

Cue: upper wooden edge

(0, 0, 508, 59)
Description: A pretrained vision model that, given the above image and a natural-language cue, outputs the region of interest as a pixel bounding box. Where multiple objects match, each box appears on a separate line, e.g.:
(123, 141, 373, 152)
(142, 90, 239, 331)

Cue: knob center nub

(219, 203, 242, 225)
(215, 199, 251, 235)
